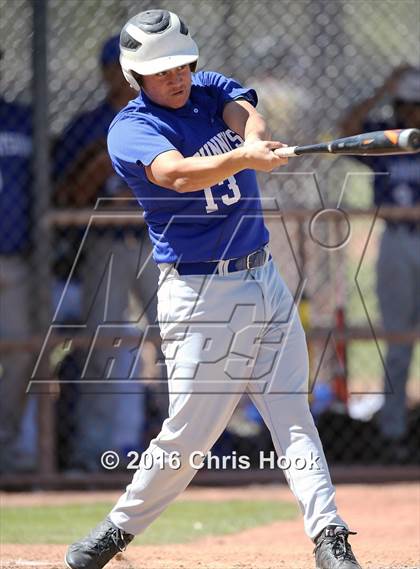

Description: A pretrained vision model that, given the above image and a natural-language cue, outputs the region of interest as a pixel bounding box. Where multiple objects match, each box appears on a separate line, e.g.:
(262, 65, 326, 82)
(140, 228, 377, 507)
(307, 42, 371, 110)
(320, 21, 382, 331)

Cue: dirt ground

(1, 483, 419, 569)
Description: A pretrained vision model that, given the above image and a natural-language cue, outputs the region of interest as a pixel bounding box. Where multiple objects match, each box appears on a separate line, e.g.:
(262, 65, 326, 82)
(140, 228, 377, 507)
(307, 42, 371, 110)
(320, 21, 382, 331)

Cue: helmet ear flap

(122, 68, 141, 91)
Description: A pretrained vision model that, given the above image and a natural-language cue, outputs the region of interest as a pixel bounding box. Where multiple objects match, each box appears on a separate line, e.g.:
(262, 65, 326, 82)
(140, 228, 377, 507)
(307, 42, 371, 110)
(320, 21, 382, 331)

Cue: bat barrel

(329, 128, 420, 155)
(274, 128, 420, 158)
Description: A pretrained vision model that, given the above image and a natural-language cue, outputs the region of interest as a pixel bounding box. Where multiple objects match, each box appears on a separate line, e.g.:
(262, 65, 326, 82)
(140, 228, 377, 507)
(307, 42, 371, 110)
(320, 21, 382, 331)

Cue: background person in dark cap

(54, 36, 160, 471)
(341, 66, 420, 460)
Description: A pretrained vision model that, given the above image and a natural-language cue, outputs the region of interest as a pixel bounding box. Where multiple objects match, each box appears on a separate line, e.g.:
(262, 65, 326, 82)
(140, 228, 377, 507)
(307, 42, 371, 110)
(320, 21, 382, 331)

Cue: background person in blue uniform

(54, 36, 160, 471)
(66, 11, 362, 569)
(0, 49, 36, 472)
(341, 66, 420, 459)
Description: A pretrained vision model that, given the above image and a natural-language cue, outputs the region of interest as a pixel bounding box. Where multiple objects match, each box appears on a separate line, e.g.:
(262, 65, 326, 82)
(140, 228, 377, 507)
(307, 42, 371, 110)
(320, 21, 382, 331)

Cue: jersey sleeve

(197, 71, 258, 117)
(107, 114, 177, 168)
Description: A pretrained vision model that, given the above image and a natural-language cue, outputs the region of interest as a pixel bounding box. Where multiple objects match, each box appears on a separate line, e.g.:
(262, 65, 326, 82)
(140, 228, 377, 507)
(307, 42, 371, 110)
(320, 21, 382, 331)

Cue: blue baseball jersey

(358, 120, 420, 214)
(0, 98, 32, 254)
(107, 71, 270, 263)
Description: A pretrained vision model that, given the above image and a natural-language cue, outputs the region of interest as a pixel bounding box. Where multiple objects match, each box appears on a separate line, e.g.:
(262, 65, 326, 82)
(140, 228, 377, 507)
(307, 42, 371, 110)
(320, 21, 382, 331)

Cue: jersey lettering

(214, 132, 232, 153)
(225, 130, 244, 147)
(194, 129, 243, 158)
(195, 129, 244, 213)
(204, 186, 218, 213)
(204, 175, 241, 213)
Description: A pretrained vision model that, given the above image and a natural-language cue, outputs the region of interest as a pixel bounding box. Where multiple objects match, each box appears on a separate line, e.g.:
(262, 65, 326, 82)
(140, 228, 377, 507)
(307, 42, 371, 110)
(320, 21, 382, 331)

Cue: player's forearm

(146, 141, 286, 192)
(223, 100, 270, 143)
(243, 112, 271, 143)
(159, 148, 248, 193)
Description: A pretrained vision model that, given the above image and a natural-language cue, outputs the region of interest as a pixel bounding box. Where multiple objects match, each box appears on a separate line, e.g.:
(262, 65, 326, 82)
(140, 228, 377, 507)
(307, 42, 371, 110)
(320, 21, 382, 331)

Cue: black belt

(173, 246, 271, 276)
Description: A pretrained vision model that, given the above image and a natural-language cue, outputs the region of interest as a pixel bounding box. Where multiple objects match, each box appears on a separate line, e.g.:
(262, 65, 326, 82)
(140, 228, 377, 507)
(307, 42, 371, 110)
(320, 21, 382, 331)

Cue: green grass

(0, 500, 297, 545)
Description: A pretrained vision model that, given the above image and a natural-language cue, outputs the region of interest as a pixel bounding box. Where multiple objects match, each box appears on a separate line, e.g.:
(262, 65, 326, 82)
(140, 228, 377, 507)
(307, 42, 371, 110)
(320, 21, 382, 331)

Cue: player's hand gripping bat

(274, 128, 420, 157)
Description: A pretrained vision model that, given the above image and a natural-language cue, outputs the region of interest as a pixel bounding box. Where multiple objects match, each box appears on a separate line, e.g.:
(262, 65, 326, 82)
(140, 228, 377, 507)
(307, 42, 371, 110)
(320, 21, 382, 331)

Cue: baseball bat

(275, 128, 420, 157)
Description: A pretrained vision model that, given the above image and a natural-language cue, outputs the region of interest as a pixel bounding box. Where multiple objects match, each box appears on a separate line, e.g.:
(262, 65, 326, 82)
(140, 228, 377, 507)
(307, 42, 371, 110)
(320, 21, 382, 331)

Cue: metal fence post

(32, 0, 56, 478)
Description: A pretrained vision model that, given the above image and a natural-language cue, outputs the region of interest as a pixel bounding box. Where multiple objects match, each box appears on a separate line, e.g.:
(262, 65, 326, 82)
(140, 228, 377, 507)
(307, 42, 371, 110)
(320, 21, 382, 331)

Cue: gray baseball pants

(110, 259, 346, 539)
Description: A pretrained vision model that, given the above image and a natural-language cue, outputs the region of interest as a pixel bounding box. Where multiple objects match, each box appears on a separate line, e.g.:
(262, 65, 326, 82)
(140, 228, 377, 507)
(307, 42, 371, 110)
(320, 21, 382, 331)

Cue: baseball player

(66, 10, 362, 569)
(341, 66, 420, 461)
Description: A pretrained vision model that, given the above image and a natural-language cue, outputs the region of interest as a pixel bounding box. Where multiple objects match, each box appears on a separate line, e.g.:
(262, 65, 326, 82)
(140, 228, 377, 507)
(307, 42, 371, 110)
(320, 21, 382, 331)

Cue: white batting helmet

(119, 9, 199, 90)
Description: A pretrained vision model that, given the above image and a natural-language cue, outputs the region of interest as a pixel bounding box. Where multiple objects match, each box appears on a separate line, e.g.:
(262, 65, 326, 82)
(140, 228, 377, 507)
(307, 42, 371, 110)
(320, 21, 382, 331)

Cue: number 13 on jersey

(204, 175, 241, 213)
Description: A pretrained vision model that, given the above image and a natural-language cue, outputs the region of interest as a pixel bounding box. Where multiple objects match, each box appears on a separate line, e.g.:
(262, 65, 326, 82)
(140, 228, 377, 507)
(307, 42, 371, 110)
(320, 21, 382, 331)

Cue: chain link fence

(0, 0, 419, 483)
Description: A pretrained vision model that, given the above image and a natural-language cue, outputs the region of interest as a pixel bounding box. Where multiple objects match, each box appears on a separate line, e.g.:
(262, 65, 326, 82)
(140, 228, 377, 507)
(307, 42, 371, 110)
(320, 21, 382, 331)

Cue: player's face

(141, 65, 192, 109)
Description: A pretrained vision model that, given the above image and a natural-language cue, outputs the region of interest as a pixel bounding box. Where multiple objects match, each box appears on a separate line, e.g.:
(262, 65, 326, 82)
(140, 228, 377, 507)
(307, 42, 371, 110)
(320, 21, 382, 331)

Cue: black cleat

(65, 517, 134, 569)
(314, 525, 362, 569)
